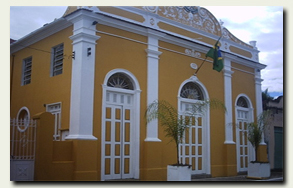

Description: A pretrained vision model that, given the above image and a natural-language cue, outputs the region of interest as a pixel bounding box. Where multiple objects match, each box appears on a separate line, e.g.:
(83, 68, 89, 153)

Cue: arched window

(178, 78, 210, 175)
(236, 96, 248, 108)
(180, 82, 203, 100)
(107, 73, 134, 90)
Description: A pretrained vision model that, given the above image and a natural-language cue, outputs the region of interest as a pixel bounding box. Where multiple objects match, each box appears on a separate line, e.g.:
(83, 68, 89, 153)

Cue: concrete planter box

(247, 162, 270, 179)
(167, 165, 191, 181)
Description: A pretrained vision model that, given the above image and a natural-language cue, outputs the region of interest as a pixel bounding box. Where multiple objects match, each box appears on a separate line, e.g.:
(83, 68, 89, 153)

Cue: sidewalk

(191, 171, 283, 181)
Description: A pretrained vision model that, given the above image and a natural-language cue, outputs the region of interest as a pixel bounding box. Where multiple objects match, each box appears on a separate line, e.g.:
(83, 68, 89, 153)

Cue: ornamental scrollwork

(142, 6, 221, 35)
(185, 49, 201, 58)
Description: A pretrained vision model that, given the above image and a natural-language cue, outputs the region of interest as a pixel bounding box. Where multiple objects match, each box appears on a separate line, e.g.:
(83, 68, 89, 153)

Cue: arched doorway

(235, 94, 254, 172)
(178, 77, 210, 175)
(101, 69, 141, 180)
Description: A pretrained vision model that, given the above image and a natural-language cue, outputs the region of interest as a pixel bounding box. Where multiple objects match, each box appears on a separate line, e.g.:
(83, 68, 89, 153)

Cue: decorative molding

(142, 6, 221, 36)
(185, 49, 201, 58)
(223, 69, 234, 77)
(223, 58, 234, 144)
(10, 18, 72, 54)
(69, 32, 101, 45)
(145, 49, 162, 59)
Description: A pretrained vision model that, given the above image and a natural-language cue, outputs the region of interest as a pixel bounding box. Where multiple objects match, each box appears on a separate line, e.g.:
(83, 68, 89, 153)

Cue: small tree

(145, 99, 226, 165)
(247, 110, 272, 162)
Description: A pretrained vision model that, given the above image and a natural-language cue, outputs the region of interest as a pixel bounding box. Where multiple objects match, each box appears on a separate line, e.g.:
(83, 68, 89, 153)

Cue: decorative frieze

(185, 49, 201, 58)
(142, 6, 221, 36)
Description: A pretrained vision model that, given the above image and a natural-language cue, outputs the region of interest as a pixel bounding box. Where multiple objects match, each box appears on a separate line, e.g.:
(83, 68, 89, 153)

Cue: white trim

(235, 94, 254, 115)
(10, 18, 71, 54)
(46, 102, 62, 141)
(11, 7, 266, 72)
(145, 32, 163, 142)
(50, 43, 64, 77)
(21, 56, 32, 86)
(16, 107, 31, 133)
(101, 69, 141, 181)
(66, 11, 100, 141)
(254, 70, 266, 145)
(103, 69, 141, 91)
(177, 75, 211, 175)
(17, 106, 30, 120)
(223, 58, 235, 144)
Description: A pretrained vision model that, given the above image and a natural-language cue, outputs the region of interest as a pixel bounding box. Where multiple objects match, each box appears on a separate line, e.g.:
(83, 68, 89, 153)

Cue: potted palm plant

(247, 110, 272, 179)
(145, 99, 225, 181)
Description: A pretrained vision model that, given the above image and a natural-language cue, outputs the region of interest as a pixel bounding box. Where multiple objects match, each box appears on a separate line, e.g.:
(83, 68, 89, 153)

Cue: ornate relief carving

(185, 49, 201, 58)
(142, 6, 221, 35)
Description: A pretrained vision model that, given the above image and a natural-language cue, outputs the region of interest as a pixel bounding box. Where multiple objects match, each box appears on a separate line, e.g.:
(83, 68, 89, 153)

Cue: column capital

(70, 33, 100, 45)
(145, 49, 162, 59)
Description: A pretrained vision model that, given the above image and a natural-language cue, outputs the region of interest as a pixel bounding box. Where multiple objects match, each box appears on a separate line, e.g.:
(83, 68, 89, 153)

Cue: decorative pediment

(140, 6, 222, 36)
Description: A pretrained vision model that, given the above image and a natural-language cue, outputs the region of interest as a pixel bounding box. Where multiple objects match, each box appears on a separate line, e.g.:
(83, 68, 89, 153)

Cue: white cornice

(93, 7, 264, 70)
(11, 7, 266, 71)
(10, 18, 72, 54)
(222, 52, 266, 70)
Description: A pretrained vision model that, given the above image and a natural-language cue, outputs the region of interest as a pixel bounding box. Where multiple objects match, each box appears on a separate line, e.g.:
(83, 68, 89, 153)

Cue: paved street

(191, 171, 283, 181)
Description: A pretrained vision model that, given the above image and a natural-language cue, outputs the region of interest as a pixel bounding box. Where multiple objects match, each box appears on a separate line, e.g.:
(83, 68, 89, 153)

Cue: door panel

(103, 91, 133, 180)
(236, 109, 253, 172)
(179, 102, 206, 174)
(274, 127, 283, 170)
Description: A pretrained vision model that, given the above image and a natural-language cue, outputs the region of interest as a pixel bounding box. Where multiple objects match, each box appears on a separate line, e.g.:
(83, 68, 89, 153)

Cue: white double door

(179, 101, 208, 175)
(236, 108, 254, 172)
(102, 91, 134, 180)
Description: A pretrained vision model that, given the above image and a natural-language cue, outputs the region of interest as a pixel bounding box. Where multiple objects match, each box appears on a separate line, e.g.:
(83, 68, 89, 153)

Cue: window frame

(51, 43, 64, 77)
(21, 56, 32, 86)
(46, 102, 62, 141)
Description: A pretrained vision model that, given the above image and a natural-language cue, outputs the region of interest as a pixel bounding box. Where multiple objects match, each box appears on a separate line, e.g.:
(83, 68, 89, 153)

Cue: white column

(255, 69, 266, 145)
(66, 10, 100, 140)
(144, 29, 165, 142)
(223, 57, 235, 144)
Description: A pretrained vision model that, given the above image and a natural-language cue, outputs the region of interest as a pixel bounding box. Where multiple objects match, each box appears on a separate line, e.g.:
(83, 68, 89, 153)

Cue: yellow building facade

(10, 6, 267, 181)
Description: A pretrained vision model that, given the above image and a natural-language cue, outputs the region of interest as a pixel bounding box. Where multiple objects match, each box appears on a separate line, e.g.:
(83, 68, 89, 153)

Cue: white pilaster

(145, 29, 165, 142)
(66, 10, 100, 140)
(223, 57, 235, 144)
(255, 69, 266, 145)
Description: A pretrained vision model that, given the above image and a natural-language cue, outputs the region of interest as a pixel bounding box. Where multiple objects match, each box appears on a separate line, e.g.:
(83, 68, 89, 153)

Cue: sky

(10, 6, 284, 98)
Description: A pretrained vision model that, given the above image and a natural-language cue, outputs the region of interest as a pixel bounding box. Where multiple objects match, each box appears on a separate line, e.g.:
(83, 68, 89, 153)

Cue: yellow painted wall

(10, 26, 73, 131)
(231, 62, 256, 121)
(93, 24, 148, 180)
(229, 46, 253, 58)
(33, 112, 74, 181)
(158, 41, 227, 177)
(10, 11, 264, 180)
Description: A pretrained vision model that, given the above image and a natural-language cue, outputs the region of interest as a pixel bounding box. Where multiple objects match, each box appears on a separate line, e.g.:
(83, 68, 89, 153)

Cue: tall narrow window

(51, 43, 64, 76)
(46, 102, 62, 141)
(22, 57, 32, 85)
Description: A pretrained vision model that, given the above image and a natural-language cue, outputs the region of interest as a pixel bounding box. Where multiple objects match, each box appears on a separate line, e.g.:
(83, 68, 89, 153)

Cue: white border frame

(17, 106, 30, 120)
(16, 106, 31, 133)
